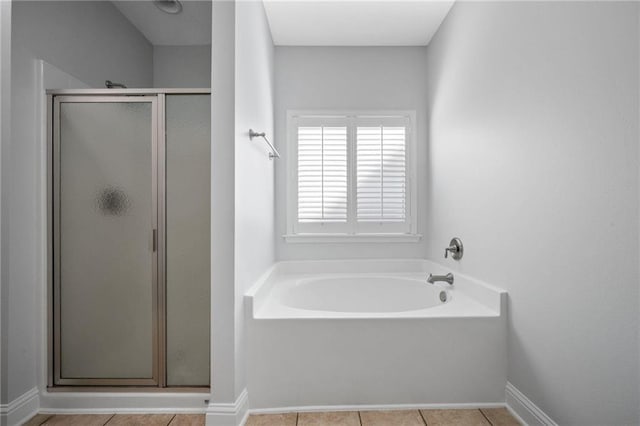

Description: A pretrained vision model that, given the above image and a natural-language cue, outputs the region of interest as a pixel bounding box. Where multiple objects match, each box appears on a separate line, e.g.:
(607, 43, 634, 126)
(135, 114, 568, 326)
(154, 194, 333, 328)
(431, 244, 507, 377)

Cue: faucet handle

(445, 244, 458, 258)
(444, 237, 464, 260)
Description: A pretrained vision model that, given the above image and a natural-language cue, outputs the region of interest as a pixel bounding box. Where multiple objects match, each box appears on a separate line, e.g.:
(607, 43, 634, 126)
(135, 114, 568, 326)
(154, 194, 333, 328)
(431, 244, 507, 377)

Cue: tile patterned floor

(245, 409, 521, 426)
(23, 414, 205, 426)
(25, 409, 520, 426)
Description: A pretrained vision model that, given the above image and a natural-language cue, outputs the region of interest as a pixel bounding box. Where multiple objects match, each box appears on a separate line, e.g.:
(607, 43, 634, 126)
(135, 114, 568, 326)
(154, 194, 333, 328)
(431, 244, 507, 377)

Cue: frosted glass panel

(166, 94, 211, 386)
(58, 101, 155, 380)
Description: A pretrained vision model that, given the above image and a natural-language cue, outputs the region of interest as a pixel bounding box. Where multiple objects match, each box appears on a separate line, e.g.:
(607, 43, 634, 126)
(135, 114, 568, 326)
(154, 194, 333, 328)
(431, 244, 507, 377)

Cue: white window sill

(283, 233, 422, 244)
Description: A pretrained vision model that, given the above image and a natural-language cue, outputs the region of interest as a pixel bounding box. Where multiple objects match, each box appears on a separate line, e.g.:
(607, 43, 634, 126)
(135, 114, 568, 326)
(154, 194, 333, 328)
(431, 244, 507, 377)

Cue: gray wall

(8, 0, 152, 401)
(425, 2, 639, 424)
(0, 0, 11, 409)
(13, 1, 152, 88)
(153, 45, 211, 88)
(274, 47, 428, 260)
(234, 0, 276, 396)
(210, 0, 236, 403)
(209, 0, 276, 409)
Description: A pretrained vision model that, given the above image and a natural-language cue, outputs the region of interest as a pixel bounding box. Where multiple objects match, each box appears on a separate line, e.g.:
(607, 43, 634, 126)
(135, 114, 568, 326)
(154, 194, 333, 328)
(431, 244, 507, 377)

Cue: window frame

(285, 110, 420, 243)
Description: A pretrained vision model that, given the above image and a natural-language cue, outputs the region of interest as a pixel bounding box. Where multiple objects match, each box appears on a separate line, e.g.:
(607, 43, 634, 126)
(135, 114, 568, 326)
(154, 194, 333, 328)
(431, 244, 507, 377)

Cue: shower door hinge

(152, 229, 157, 252)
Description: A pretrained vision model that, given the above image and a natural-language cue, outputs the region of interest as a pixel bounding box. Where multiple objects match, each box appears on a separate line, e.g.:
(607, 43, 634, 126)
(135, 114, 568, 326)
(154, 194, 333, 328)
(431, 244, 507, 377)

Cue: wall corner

(205, 388, 248, 426)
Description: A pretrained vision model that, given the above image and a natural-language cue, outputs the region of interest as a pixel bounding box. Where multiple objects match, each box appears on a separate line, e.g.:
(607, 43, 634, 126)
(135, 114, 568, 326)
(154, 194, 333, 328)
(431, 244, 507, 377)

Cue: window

(286, 111, 419, 242)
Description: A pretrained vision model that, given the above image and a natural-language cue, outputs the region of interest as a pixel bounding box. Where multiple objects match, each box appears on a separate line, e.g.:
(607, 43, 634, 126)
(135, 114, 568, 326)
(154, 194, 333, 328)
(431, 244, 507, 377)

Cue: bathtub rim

(245, 259, 506, 320)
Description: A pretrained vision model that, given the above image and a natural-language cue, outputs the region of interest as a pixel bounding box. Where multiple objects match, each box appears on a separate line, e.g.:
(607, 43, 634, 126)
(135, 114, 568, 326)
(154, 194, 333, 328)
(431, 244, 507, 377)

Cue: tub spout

(427, 273, 454, 285)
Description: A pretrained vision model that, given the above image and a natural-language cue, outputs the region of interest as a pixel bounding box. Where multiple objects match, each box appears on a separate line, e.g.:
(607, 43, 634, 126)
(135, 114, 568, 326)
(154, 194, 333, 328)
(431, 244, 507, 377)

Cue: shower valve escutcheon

(444, 237, 464, 260)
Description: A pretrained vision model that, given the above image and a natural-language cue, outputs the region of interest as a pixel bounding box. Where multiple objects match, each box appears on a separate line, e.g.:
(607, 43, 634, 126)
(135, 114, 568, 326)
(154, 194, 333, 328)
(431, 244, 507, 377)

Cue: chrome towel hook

(249, 129, 281, 160)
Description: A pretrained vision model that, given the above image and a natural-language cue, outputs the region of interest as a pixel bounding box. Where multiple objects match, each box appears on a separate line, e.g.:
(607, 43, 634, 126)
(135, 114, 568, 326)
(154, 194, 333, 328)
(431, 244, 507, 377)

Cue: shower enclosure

(47, 89, 211, 388)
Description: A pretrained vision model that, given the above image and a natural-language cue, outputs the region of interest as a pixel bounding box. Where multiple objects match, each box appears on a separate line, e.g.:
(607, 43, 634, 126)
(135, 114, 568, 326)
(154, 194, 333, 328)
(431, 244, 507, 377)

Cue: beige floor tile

(360, 410, 424, 426)
(22, 414, 54, 426)
(480, 408, 521, 426)
(168, 414, 206, 426)
(106, 414, 174, 426)
(245, 413, 297, 426)
(298, 411, 360, 426)
(420, 409, 490, 426)
(41, 414, 115, 426)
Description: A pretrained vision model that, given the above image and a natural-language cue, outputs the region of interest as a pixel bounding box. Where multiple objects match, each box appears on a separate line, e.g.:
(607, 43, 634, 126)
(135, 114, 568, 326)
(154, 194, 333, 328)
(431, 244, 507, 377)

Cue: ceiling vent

(153, 0, 182, 15)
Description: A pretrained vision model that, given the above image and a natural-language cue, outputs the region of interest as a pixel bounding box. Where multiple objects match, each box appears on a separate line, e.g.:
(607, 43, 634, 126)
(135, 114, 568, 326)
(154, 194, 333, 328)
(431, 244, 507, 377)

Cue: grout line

(167, 413, 177, 425)
(295, 412, 299, 426)
(103, 413, 117, 425)
(357, 411, 363, 426)
(418, 409, 428, 426)
(479, 408, 494, 426)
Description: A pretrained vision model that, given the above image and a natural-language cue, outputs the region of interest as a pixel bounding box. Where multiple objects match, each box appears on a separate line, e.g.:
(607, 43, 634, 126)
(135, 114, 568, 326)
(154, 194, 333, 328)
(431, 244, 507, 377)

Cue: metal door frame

(50, 94, 162, 387)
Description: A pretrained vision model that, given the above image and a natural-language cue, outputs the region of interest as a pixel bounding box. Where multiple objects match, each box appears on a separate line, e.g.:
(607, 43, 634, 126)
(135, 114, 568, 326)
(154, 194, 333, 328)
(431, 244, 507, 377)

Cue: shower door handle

(152, 229, 157, 252)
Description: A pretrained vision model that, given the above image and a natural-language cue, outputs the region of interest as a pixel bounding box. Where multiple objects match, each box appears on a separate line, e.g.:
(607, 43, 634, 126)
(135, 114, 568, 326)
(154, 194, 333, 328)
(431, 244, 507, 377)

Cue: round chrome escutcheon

(439, 291, 448, 303)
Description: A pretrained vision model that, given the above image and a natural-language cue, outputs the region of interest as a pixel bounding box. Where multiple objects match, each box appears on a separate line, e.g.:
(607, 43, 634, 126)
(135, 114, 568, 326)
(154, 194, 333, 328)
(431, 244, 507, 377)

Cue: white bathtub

(248, 260, 502, 319)
(245, 259, 507, 410)
(280, 275, 450, 314)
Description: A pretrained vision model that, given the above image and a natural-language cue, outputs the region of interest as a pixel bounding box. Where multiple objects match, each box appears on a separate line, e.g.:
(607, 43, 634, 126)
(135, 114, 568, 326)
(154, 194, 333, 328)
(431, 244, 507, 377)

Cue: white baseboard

(2, 383, 550, 426)
(249, 401, 506, 415)
(206, 389, 248, 426)
(505, 382, 556, 426)
(0, 387, 40, 426)
(238, 409, 250, 426)
(39, 391, 208, 414)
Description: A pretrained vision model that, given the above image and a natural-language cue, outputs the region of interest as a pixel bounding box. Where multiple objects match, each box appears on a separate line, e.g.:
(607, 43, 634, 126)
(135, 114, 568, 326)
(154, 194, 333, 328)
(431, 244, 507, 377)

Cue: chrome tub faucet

(427, 272, 454, 285)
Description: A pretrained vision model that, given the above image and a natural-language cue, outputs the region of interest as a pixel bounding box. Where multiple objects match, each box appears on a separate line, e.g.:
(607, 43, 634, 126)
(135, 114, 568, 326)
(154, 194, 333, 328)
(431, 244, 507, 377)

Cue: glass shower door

(165, 94, 211, 386)
(53, 96, 158, 385)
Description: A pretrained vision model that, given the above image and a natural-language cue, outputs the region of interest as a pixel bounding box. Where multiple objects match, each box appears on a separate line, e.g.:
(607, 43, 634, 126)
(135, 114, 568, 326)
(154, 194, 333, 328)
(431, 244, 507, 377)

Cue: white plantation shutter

(297, 125, 348, 225)
(290, 112, 414, 237)
(356, 126, 407, 224)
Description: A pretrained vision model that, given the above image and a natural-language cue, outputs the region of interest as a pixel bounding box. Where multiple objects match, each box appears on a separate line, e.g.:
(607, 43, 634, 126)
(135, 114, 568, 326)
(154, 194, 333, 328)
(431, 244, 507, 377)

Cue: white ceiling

(112, 1, 211, 46)
(262, 0, 455, 46)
